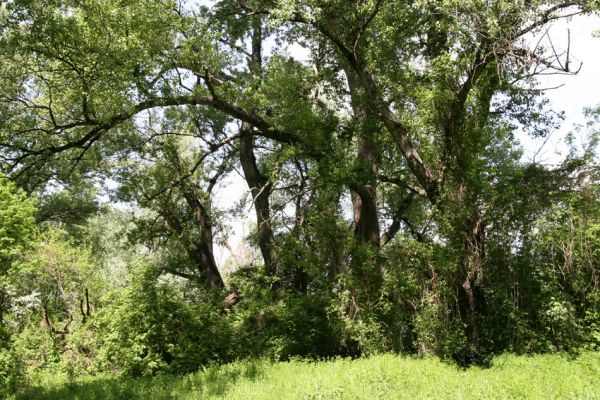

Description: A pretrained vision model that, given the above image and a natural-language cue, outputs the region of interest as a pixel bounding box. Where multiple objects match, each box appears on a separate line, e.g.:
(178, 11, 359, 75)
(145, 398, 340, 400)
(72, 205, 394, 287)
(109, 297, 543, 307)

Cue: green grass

(16, 352, 600, 399)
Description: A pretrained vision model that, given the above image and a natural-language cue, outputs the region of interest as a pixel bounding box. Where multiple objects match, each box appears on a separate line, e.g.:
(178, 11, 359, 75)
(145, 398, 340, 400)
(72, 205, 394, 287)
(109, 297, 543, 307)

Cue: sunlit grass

(17, 351, 600, 399)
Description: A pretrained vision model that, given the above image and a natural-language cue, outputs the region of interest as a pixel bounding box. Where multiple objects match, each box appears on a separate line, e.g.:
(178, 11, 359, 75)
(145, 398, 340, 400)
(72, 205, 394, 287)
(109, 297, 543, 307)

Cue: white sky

(522, 14, 600, 163)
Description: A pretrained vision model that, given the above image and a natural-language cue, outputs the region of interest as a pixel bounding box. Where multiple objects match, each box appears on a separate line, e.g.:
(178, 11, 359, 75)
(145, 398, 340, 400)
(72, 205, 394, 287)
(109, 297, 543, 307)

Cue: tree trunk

(184, 186, 224, 289)
(239, 126, 279, 275)
(345, 68, 381, 248)
(455, 213, 486, 361)
(238, 17, 280, 276)
(163, 184, 225, 290)
(189, 240, 224, 289)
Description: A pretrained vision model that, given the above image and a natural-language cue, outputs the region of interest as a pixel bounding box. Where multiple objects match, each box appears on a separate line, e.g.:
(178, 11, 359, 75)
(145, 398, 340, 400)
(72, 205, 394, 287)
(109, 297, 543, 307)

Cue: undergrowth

(16, 351, 600, 399)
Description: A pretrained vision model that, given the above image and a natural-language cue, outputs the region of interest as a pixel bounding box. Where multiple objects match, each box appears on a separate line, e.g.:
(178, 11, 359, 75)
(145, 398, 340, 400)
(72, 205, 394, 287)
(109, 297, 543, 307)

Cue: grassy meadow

(17, 351, 600, 400)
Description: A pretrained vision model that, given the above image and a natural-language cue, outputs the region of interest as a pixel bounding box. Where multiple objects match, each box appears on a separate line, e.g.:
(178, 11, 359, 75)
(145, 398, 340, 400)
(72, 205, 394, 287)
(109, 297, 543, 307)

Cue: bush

(228, 265, 347, 360)
(0, 343, 26, 398)
(92, 264, 233, 375)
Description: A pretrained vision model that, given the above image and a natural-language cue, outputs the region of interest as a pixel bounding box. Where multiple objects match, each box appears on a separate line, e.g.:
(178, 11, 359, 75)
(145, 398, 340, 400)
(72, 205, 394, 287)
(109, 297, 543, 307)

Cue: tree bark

(238, 16, 280, 275)
(163, 185, 225, 289)
(239, 127, 279, 274)
(345, 68, 381, 247)
(455, 214, 486, 360)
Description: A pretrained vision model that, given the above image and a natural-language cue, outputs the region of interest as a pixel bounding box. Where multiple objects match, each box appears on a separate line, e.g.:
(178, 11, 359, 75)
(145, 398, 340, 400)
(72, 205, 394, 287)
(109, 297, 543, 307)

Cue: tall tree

(0, 0, 597, 359)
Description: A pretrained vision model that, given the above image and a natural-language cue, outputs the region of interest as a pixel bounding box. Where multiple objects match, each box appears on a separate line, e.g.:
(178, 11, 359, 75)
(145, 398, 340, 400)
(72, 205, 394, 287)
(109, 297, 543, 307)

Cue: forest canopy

(0, 0, 599, 394)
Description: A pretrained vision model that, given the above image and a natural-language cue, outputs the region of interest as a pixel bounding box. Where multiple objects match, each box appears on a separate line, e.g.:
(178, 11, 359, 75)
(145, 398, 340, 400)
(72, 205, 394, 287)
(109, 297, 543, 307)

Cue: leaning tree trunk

(163, 183, 225, 290)
(181, 185, 225, 289)
(239, 129, 279, 275)
(238, 17, 280, 276)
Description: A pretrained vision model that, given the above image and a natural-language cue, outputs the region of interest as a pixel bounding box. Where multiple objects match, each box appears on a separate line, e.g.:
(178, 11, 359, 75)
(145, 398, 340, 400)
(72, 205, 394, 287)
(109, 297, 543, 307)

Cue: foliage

(0, 175, 36, 273)
(92, 263, 233, 375)
(227, 263, 347, 360)
(0, 0, 599, 394)
(0, 344, 26, 399)
(0, 174, 36, 397)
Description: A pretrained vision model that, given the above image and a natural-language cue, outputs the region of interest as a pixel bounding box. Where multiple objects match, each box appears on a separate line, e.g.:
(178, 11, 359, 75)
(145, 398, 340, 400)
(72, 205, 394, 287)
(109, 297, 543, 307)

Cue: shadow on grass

(17, 360, 266, 400)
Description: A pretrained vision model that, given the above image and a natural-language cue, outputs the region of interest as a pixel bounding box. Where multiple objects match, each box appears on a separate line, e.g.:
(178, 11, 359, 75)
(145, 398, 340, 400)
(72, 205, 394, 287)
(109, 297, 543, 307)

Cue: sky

(522, 14, 600, 163)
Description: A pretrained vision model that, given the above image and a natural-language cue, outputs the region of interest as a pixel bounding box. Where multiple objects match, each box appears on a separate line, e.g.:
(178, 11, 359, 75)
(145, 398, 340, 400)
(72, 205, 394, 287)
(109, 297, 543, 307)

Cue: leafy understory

(18, 352, 600, 400)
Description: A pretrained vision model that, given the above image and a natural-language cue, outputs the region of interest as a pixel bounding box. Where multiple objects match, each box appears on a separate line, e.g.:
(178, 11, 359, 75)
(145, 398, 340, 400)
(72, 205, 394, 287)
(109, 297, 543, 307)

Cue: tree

(0, 0, 598, 361)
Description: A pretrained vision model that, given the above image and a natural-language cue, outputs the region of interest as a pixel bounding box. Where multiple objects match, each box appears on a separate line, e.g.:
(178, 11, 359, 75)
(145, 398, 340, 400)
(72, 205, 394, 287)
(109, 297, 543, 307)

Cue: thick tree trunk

(238, 18, 280, 276)
(345, 68, 381, 248)
(454, 212, 486, 362)
(189, 240, 224, 289)
(239, 126, 279, 274)
(459, 216, 485, 315)
(186, 189, 224, 289)
(163, 183, 225, 290)
(350, 184, 380, 246)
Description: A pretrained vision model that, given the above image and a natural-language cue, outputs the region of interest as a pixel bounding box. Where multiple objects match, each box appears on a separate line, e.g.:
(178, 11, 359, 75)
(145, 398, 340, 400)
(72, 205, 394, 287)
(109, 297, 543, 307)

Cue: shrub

(0, 345, 26, 398)
(92, 264, 233, 375)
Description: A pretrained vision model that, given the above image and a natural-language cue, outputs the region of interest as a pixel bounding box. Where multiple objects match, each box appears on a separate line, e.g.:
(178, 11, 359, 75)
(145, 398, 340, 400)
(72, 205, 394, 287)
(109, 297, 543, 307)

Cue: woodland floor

(17, 351, 600, 399)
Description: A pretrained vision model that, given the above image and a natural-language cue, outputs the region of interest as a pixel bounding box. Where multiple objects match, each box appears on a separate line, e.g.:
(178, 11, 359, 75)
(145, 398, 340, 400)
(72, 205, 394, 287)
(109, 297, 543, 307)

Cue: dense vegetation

(0, 0, 599, 397)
